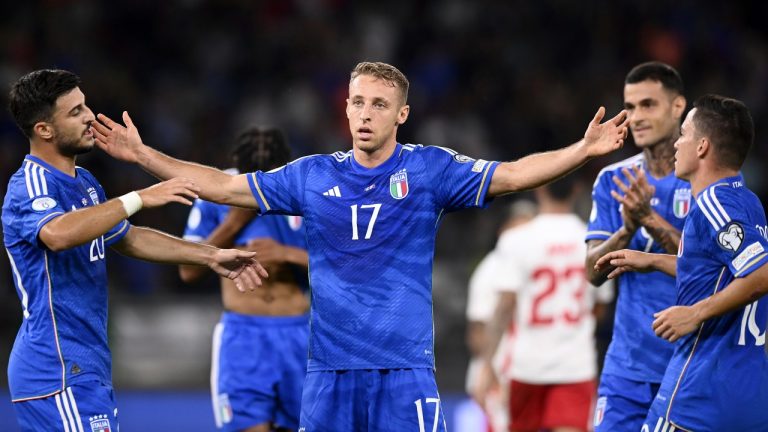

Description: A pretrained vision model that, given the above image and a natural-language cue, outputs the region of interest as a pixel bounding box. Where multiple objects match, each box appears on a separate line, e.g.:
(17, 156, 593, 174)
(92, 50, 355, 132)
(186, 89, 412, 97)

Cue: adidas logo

(323, 186, 342, 197)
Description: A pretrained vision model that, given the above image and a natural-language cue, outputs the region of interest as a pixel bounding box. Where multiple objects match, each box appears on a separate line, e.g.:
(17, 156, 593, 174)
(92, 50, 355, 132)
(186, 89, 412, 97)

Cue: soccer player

(475, 177, 613, 432)
(2, 69, 265, 432)
(465, 200, 537, 431)
(596, 94, 768, 431)
(179, 127, 309, 432)
(92, 61, 629, 430)
(584, 62, 689, 431)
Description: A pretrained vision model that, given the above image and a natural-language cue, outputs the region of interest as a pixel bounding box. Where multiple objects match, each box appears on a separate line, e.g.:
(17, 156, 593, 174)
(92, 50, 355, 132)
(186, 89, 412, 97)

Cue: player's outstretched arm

(594, 249, 677, 279)
(92, 111, 258, 209)
(39, 178, 200, 252)
(113, 226, 269, 292)
(653, 262, 768, 342)
(179, 207, 257, 284)
(486, 107, 629, 197)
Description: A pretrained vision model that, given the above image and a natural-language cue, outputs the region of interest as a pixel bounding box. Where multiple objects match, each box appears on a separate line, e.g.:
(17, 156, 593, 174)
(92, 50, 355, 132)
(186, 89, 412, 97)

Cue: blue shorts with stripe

(299, 368, 446, 432)
(593, 373, 660, 432)
(12, 380, 118, 432)
(211, 311, 308, 431)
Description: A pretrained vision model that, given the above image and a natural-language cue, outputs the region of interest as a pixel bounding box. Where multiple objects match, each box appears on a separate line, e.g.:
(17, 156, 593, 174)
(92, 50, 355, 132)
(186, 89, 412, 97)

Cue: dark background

(0, 0, 766, 406)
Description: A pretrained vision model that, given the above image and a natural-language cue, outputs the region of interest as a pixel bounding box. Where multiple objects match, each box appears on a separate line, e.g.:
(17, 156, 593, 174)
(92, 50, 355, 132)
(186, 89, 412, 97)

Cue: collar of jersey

(348, 143, 403, 175)
(24, 154, 80, 184)
(695, 172, 744, 198)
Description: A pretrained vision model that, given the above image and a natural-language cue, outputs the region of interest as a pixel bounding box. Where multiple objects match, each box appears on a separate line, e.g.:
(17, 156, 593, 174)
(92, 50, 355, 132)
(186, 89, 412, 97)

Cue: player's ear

(697, 136, 710, 158)
(672, 95, 686, 120)
(345, 99, 352, 119)
(397, 104, 410, 125)
(33, 121, 54, 140)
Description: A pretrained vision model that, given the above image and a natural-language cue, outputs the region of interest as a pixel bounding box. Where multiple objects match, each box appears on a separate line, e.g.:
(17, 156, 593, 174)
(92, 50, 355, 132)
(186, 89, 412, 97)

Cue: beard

(56, 132, 94, 157)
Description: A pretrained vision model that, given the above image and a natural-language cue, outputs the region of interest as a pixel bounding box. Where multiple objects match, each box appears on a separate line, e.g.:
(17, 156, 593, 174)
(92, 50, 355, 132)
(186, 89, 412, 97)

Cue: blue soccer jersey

(2, 155, 130, 401)
(586, 153, 691, 382)
(645, 174, 768, 431)
(247, 143, 498, 371)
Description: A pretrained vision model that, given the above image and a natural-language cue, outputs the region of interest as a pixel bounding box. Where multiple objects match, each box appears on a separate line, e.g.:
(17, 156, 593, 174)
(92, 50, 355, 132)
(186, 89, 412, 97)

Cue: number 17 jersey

(247, 143, 498, 371)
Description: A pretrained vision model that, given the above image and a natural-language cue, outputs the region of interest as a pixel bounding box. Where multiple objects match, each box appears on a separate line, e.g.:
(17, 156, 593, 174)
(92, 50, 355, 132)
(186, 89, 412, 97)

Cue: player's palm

(595, 249, 655, 279)
(92, 111, 144, 163)
(583, 107, 630, 158)
(137, 178, 201, 208)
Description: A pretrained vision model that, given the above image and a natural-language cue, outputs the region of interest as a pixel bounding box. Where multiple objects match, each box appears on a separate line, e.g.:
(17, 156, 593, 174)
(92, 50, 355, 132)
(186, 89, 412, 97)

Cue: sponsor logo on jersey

(453, 154, 474, 163)
(732, 241, 764, 271)
(718, 222, 744, 252)
(390, 169, 409, 200)
(88, 187, 100, 205)
(673, 188, 691, 218)
(89, 414, 111, 432)
(31, 197, 56, 211)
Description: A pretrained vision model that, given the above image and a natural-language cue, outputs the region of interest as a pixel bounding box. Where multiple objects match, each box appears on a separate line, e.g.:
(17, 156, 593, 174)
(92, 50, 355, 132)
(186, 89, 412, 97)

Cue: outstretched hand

(137, 178, 201, 208)
(208, 249, 269, 292)
(583, 107, 630, 158)
(594, 249, 656, 279)
(91, 111, 144, 163)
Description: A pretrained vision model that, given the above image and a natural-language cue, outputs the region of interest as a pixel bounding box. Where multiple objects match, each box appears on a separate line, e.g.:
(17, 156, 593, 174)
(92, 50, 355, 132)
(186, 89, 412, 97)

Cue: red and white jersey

(493, 214, 613, 384)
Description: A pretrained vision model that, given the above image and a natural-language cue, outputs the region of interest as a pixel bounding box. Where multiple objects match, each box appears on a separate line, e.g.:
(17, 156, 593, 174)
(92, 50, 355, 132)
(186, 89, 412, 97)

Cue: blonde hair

(350, 62, 409, 104)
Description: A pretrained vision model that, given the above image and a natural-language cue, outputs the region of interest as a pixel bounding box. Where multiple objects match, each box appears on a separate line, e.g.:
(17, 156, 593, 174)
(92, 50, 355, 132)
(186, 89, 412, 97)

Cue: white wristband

(118, 191, 143, 217)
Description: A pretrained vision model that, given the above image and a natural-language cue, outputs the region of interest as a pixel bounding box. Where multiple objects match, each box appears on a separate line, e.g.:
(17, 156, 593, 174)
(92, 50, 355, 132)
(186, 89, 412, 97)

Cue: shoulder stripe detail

(708, 186, 731, 223)
(595, 153, 644, 177)
(696, 194, 721, 230)
(433, 146, 458, 156)
(332, 151, 352, 162)
(6, 249, 30, 319)
(24, 161, 51, 198)
(701, 189, 725, 228)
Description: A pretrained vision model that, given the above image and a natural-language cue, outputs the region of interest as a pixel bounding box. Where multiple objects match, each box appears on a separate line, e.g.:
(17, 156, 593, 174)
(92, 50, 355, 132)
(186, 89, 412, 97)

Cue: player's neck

(690, 165, 740, 197)
(353, 139, 397, 169)
(642, 134, 677, 178)
(30, 141, 77, 176)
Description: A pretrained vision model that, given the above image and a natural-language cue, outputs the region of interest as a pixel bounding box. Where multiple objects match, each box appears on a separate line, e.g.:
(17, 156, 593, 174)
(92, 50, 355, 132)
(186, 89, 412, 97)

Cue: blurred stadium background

(0, 1, 766, 430)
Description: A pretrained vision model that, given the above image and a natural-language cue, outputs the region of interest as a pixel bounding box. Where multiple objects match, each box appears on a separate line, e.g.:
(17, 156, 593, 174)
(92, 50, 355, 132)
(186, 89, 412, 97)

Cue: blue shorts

(13, 380, 118, 432)
(211, 311, 308, 431)
(593, 373, 660, 432)
(299, 368, 446, 432)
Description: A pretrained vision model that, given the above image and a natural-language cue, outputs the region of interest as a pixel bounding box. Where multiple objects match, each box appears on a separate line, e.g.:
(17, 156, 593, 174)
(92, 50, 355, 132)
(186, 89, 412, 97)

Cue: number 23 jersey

(248, 143, 498, 371)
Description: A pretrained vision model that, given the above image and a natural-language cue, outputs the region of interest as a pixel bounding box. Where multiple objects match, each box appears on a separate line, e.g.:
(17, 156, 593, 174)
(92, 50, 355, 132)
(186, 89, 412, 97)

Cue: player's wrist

(118, 191, 143, 217)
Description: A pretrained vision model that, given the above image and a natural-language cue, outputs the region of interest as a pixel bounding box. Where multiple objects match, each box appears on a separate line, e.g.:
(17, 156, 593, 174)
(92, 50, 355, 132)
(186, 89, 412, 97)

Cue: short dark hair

(230, 127, 291, 173)
(693, 94, 754, 170)
(625, 61, 684, 95)
(8, 69, 81, 138)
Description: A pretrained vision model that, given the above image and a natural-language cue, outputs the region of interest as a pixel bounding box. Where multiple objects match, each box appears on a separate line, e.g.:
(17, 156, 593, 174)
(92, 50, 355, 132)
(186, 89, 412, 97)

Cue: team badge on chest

(389, 169, 409, 200)
(673, 188, 691, 218)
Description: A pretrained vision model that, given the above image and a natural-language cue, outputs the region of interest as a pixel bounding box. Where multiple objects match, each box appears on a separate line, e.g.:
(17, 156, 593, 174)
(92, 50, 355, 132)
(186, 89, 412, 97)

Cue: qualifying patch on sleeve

(31, 197, 57, 212)
(453, 154, 474, 163)
(471, 159, 488, 173)
(718, 222, 744, 252)
(732, 241, 765, 271)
